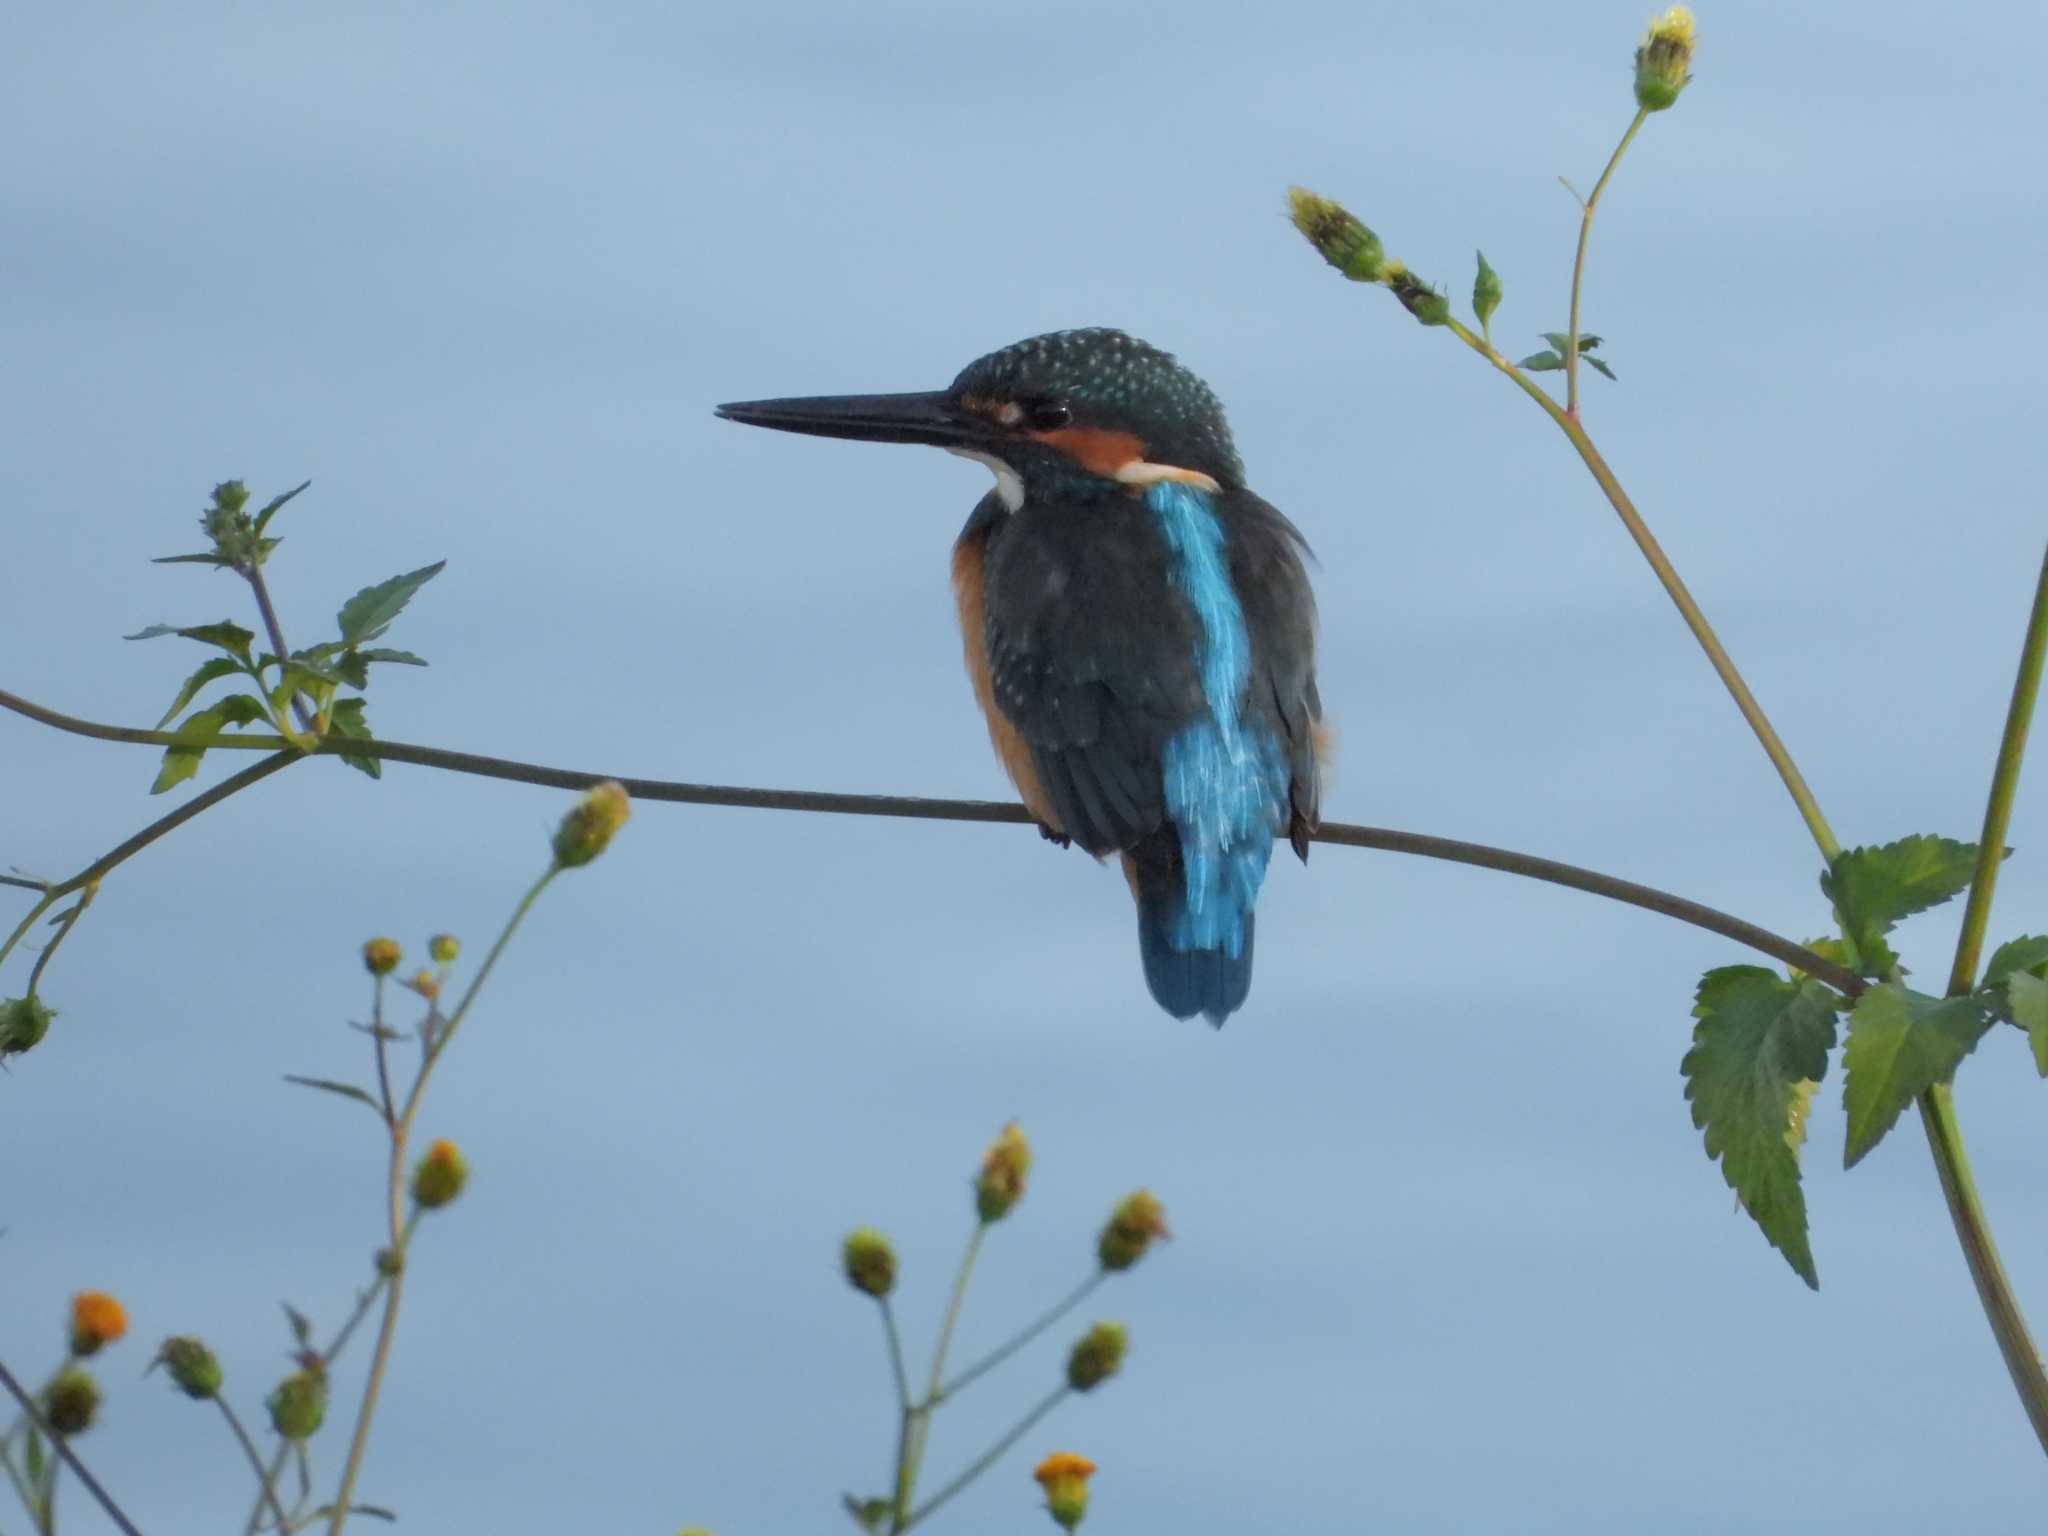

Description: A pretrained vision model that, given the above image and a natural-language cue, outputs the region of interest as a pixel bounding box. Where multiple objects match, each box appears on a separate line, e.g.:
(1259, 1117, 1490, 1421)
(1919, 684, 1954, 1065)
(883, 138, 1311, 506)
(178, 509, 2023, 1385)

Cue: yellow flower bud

(1635, 6, 1696, 111)
(69, 1290, 128, 1357)
(428, 933, 460, 964)
(1065, 1322, 1127, 1392)
(1287, 187, 1386, 282)
(975, 1122, 1032, 1224)
(44, 1368, 100, 1435)
(267, 1368, 328, 1441)
(411, 1139, 470, 1210)
(842, 1228, 898, 1298)
(405, 968, 441, 1003)
(1033, 1452, 1096, 1531)
(1096, 1191, 1170, 1272)
(154, 1336, 224, 1400)
(362, 937, 402, 976)
(553, 780, 631, 869)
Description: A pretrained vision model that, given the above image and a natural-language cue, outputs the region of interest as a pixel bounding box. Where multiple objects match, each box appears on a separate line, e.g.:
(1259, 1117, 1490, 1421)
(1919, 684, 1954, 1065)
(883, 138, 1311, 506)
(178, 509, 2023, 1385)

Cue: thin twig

(218, 1398, 291, 1532)
(937, 1270, 1106, 1405)
(240, 563, 316, 734)
(0, 687, 1860, 993)
(1565, 107, 1647, 416)
(901, 1384, 1069, 1532)
(0, 1359, 144, 1536)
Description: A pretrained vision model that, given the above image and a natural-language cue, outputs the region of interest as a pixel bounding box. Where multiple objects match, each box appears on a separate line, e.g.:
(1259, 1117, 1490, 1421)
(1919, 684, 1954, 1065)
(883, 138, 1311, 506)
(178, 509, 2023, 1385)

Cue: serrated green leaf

(1681, 965, 1839, 1288)
(327, 698, 381, 779)
(283, 1074, 382, 1114)
(152, 705, 229, 794)
(333, 649, 371, 689)
(1841, 982, 1995, 1165)
(1472, 250, 1501, 330)
(337, 561, 444, 645)
(1983, 935, 2048, 991)
(1518, 350, 1564, 372)
(126, 619, 257, 663)
(251, 480, 312, 537)
(1821, 835, 1983, 977)
(1540, 331, 1603, 353)
(292, 642, 345, 664)
(156, 656, 243, 728)
(356, 647, 427, 667)
(215, 693, 270, 727)
(2008, 971, 2048, 1077)
(1583, 355, 1618, 381)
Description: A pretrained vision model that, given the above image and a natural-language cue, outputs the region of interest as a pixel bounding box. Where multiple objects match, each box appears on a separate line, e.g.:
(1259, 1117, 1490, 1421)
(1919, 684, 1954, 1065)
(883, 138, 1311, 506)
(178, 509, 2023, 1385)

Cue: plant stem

(325, 867, 556, 1536)
(880, 1301, 911, 1413)
(1917, 544, 2048, 1454)
(242, 1444, 289, 1535)
(1566, 107, 1648, 416)
(219, 1399, 291, 1531)
(893, 1223, 988, 1527)
(937, 1271, 1106, 1405)
(24, 883, 95, 997)
(0, 1360, 142, 1536)
(0, 688, 1862, 992)
(901, 1384, 1068, 1532)
(1439, 321, 1841, 860)
(240, 562, 316, 734)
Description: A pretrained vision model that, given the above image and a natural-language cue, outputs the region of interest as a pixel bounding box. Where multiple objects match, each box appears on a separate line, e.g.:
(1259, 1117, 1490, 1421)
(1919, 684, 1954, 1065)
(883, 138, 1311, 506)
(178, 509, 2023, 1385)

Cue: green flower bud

(1634, 6, 1696, 112)
(1097, 1190, 1170, 1272)
(0, 995, 54, 1058)
(428, 933, 461, 964)
(410, 1139, 469, 1210)
(1387, 267, 1451, 326)
(362, 937, 401, 977)
(1065, 1322, 1127, 1392)
(154, 1337, 224, 1400)
(267, 1368, 328, 1441)
(1287, 187, 1386, 282)
(842, 1228, 898, 1299)
(975, 1122, 1031, 1224)
(44, 1368, 101, 1435)
(553, 781, 631, 869)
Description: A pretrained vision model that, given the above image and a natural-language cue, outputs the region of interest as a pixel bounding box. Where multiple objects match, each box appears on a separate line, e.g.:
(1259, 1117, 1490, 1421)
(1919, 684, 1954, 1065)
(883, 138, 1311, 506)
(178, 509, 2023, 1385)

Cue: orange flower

(1033, 1452, 1096, 1530)
(411, 1138, 471, 1209)
(69, 1291, 128, 1357)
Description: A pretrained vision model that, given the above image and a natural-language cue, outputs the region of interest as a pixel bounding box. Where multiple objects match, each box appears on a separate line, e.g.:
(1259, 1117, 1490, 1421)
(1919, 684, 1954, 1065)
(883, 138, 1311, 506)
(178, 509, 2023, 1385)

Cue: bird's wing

(1227, 490, 1324, 860)
(977, 495, 1206, 856)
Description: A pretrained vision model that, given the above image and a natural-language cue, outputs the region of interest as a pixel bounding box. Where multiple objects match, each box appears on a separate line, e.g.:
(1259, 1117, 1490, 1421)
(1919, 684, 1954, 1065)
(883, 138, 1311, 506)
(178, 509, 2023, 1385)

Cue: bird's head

(717, 328, 1243, 510)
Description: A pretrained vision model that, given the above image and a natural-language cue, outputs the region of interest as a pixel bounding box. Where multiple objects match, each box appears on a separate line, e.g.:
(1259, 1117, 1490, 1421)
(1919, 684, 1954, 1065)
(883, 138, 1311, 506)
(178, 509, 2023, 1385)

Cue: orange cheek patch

(1028, 425, 1147, 477)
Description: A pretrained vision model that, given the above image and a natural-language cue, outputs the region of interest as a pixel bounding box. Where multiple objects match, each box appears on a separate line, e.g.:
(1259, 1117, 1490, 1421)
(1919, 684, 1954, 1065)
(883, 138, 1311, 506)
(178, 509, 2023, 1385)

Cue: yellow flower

(411, 1139, 470, 1210)
(975, 1122, 1032, 1223)
(69, 1291, 128, 1357)
(553, 780, 631, 868)
(405, 968, 441, 1003)
(1097, 1190, 1170, 1272)
(1033, 1452, 1096, 1530)
(1635, 5, 1696, 111)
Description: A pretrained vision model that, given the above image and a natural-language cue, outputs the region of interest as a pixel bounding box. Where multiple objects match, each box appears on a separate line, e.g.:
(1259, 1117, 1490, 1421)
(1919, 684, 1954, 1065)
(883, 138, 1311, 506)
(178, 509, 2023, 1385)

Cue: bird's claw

(1038, 822, 1072, 849)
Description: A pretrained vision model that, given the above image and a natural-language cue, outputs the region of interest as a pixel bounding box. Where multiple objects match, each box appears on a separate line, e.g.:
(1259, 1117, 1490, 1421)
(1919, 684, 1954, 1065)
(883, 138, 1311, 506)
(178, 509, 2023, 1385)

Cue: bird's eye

(1025, 400, 1072, 431)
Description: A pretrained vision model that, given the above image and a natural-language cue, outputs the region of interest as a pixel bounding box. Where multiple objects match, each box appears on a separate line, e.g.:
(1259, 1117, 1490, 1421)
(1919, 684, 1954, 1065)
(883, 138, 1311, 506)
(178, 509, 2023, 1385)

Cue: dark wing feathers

(978, 486, 1322, 860)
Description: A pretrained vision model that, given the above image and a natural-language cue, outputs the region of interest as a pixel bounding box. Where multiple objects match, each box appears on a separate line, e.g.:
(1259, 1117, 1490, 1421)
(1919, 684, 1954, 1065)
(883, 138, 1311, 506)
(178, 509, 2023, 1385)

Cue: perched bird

(719, 329, 1323, 1024)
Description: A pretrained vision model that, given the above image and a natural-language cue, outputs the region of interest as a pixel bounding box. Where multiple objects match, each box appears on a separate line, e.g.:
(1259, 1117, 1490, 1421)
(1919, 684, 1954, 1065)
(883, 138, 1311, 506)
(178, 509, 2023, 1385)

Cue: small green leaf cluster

(128, 480, 442, 789)
(1519, 332, 1616, 380)
(1682, 835, 2025, 1287)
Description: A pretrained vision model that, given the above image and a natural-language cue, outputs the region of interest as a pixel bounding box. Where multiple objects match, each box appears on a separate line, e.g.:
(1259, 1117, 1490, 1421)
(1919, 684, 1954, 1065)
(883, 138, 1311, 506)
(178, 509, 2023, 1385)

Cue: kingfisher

(718, 328, 1323, 1024)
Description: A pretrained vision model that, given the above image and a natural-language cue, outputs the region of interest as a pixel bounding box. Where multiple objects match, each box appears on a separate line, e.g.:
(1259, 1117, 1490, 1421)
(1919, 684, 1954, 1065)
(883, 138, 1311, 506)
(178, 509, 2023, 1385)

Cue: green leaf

(251, 480, 312, 537)
(1583, 355, 1618, 381)
(156, 656, 242, 729)
(291, 641, 346, 664)
(1472, 251, 1501, 330)
(151, 552, 230, 566)
(151, 705, 229, 794)
(24, 1425, 45, 1485)
(283, 1074, 382, 1114)
(1681, 966, 1839, 1288)
(336, 561, 445, 645)
(1820, 835, 1982, 976)
(126, 619, 257, 664)
(2008, 971, 2048, 1077)
(1841, 982, 1995, 1165)
(283, 1303, 314, 1348)
(1983, 934, 2048, 991)
(215, 693, 270, 727)
(1541, 331, 1603, 353)
(333, 650, 371, 689)
(327, 698, 381, 779)
(1518, 350, 1564, 372)
(356, 647, 427, 667)
(844, 1494, 891, 1532)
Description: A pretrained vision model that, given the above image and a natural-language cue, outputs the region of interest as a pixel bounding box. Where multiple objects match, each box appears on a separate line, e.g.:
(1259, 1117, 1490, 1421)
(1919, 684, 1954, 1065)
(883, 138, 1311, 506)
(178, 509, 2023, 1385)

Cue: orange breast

(952, 533, 1061, 833)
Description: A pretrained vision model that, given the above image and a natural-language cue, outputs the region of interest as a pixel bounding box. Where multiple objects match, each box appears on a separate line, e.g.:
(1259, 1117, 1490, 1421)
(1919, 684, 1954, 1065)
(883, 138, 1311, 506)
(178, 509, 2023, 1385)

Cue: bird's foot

(1037, 822, 1072, 849)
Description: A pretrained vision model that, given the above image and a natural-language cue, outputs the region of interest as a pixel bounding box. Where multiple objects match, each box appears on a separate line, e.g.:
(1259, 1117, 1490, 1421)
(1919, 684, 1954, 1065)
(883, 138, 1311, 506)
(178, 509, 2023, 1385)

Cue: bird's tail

(1124, 830, 1257, 1027)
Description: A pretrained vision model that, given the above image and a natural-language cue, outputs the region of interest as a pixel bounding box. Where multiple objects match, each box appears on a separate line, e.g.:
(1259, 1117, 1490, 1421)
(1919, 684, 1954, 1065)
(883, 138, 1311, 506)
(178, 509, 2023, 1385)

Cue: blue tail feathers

(1130, 835, 1259, 1026)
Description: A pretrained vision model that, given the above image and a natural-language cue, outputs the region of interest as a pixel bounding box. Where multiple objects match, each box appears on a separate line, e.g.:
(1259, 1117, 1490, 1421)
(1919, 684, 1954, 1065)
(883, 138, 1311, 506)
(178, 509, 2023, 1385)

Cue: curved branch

(0, 685, 1861, 993)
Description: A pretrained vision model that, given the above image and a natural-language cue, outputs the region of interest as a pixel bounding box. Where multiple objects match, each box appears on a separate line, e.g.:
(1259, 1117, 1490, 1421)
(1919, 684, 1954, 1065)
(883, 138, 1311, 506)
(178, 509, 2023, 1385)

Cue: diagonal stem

(0, 1360, 143, 1536)
(1566, 107, 1648, 415)
(901, 1384, 1069, 1532)
(937, 1271, 1106, 1405)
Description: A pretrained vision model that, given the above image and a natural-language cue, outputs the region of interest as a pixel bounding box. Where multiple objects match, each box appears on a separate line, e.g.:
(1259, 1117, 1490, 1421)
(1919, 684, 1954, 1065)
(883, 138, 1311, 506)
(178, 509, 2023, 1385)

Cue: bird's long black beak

(715, 390, 975, 448)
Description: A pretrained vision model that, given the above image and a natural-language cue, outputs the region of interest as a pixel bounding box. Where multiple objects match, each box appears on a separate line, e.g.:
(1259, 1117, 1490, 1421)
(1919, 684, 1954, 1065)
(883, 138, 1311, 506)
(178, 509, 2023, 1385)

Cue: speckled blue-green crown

(951, 328, 1244, 486)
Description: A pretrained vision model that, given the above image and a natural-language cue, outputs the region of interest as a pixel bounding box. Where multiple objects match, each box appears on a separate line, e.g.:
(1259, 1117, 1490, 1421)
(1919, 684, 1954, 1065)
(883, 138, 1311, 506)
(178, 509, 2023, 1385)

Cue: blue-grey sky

(6, 2, 2047, 1531)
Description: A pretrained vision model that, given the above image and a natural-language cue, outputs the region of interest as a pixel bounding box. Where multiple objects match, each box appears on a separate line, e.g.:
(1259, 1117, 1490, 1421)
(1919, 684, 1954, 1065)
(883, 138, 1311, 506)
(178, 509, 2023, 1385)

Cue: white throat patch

(947, 447, 1025, 512)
